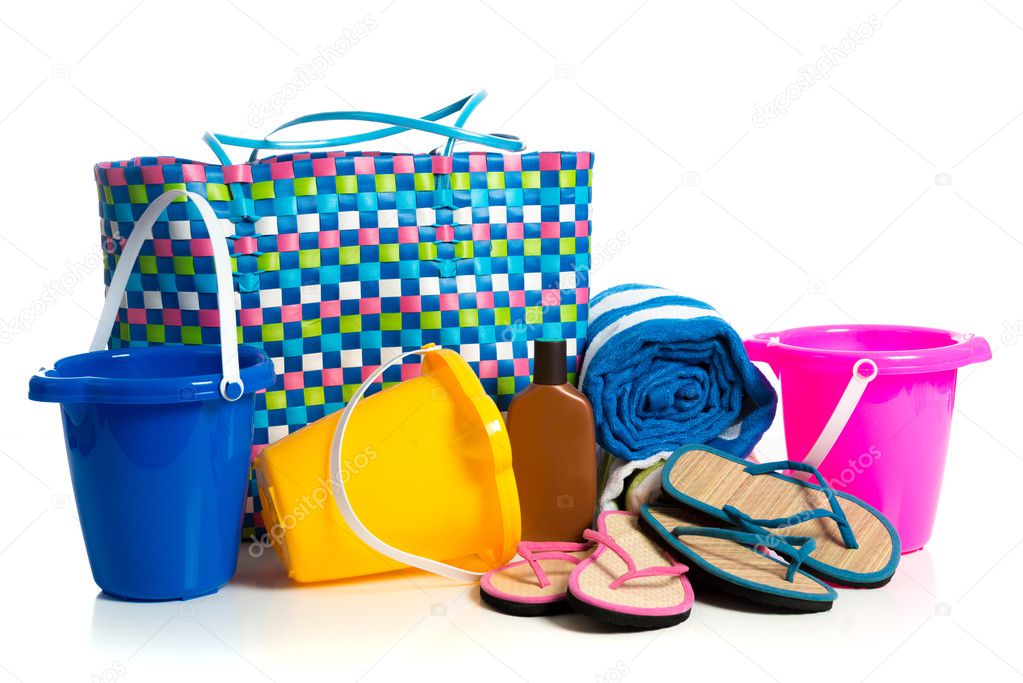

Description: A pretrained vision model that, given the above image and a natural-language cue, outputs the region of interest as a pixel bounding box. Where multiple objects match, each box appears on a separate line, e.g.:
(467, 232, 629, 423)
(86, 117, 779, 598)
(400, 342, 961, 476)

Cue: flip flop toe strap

(671, 524, 817, 583)
(582, 528, 688, 590)
(517, 540, 595, 589)
(741, 460, 860, 549)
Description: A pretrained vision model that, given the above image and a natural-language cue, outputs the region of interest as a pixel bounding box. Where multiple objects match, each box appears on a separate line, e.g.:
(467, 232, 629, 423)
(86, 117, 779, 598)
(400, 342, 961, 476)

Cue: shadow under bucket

(746, 325, 991, 553)
(30, 345, 274, 600)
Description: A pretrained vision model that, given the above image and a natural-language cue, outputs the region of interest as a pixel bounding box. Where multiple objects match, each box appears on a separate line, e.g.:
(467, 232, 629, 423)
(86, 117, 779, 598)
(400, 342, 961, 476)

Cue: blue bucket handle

(91, 190, 244, 401)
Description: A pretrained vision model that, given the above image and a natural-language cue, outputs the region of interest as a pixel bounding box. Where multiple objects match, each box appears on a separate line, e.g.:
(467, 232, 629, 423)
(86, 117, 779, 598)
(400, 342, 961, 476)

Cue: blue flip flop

(639, 504, 837, 612)
(659, 445, 900, 588)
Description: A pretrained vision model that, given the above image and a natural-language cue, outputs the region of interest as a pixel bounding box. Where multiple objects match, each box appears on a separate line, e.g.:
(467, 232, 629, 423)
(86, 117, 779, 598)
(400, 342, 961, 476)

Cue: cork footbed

(572, 514, 689, 611)
(644, 506, 832, 596)
(484, 551, 592, 600)
(665, 449, 895, 576)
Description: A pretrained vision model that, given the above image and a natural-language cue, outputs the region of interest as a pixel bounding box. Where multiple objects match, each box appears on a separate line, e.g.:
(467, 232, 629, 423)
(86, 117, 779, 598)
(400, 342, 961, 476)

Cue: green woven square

(294, 177, 316, 196)
(340, 315, 361, 333)
(139, 255, 158, 275)
(173, 256, 194, 275)
(340, 246, 360, 265)
(265, 390, 287, 410)
(524, 238, 541, 257)
(380, 312, 401, 331)
(459, 309, 478, 327)
(413, 173, 435, 191)
(257, 252, 280, 271)
(304, 386, 325, 406)
(487, 172, 506, 189)
(263, 323, 284, 342)
(128, 185, 147, 204)
(302, 319, 321, 338)
(525, 306, 543, 323)
(182, 326, 202, 344)
(336, 176, 358, 194)
(342, 384, 359, 402)
(103, 186, 113, 203)
(559, 170, 577, 187)
(251, 181, 274, 200)
(497, 377, 516, 395)
(522, 171, 540, 189)
(145, 325, 165, 343)
(206, 183, 230, 201)
(379, 244, 400, 262)
(454, 241, 474, 259)
(560, 304, 578, 322)
(451, 173, 470, 190)
(421, 311, 441, 329)
(118, 322, 129, 339)
(418, 242, 437, 261)
(490, 240, 507, 258)
(559, 237, 575, 254)
(375, 174, 396, 193)
(495, 307, 511, 326)
(299, 249, 320, 268)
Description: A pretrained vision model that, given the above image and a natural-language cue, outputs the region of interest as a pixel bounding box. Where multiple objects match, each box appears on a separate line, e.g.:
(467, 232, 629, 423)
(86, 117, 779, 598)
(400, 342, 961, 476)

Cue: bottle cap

(533, 338, 567, 385)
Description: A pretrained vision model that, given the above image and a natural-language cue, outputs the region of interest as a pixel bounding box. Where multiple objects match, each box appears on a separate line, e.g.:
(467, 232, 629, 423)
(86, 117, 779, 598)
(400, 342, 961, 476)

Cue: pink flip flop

(480, 540, 596, 616)
(567, 511, 694, 629)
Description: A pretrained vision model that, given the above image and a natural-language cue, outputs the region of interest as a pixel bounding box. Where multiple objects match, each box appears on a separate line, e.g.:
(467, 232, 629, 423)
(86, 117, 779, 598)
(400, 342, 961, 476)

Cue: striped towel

(580, 284, 777, 510)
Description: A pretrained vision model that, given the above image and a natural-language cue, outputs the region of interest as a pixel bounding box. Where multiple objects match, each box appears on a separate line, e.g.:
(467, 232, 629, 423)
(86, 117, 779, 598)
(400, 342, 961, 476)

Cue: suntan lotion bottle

(507, 338, 597, 541)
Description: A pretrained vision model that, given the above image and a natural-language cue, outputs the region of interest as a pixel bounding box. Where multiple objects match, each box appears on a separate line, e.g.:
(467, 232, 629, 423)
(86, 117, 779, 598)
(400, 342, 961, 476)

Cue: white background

(1, 1, 1020, 681)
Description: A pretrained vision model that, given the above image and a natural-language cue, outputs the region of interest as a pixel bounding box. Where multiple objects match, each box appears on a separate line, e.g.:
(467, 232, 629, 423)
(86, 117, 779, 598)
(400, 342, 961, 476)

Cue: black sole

(639, 514, 834, 614)
(479, 586, 571, 617)
(565, 590, 691, 630)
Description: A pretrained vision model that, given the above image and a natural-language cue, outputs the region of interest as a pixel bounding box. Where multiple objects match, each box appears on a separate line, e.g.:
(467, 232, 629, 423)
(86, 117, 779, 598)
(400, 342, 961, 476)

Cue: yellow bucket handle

(328, 345, 485, 583)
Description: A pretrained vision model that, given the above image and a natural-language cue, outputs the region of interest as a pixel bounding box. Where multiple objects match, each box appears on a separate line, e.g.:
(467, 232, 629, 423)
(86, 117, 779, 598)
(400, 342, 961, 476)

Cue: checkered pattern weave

(94, 149, 593, 537)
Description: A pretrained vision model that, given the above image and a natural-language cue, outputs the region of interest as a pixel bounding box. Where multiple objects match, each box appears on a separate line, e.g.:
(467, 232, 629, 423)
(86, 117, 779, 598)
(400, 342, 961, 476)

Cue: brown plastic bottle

(507, 339, 597, 541)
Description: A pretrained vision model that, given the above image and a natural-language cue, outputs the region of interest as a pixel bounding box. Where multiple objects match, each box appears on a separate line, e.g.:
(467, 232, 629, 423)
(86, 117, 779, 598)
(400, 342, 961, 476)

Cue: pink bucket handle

(743, 335, 781, 377)
(957, 334, 993, 366)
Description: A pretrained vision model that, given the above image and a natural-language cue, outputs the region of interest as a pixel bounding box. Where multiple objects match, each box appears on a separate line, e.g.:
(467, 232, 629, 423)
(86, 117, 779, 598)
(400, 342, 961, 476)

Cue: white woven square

(254, 216, 278, 235)
(419, 277, 440, 296)
(178, 291, 200, 310)
(259, 288, 282, 308)
(339, 280, 361, 300)
(339, 211, 359, 230)
(296, 214, 320, 232)
(341, 347, 362, 368)
(378, 279, 401, 298)
(168, 220, 191, 240)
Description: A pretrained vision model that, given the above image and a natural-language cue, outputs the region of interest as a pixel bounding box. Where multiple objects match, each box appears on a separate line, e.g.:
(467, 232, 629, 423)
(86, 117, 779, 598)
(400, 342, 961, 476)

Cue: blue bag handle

(204, 90, 523, 165)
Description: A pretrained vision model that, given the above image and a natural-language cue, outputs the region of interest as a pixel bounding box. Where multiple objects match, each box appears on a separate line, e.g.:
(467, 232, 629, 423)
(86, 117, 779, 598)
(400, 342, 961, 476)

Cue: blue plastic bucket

(29, 189, 276, 600)
(30, 345, 274, 600)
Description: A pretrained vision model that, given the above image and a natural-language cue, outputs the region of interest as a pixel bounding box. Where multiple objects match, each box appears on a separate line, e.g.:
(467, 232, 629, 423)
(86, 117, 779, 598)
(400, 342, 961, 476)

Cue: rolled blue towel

(580, 284, 777, 508)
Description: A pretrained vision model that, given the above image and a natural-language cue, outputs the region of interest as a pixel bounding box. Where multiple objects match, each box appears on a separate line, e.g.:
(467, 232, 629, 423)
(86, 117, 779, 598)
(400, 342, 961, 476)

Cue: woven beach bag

(92, 91, 593, 537)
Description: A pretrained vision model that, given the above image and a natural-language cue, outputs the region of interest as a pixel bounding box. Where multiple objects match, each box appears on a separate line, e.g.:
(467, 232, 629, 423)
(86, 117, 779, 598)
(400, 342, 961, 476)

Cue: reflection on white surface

(80, 546, 959, 682)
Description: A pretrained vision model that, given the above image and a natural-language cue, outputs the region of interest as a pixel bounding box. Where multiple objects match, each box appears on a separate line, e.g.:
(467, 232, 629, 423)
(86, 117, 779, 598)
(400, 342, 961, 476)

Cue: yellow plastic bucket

(255, 346, 520, 583)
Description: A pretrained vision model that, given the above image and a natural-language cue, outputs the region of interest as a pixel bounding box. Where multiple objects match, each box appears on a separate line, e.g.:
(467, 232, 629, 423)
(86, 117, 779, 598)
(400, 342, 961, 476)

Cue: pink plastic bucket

(745, 325, 991, 553)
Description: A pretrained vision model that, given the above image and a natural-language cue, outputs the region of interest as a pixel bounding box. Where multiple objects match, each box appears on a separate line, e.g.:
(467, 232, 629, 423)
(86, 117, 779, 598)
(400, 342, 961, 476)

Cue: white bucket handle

(799, 357, 878, 473)
(90, 190, 243, 401)
(328, 345, 484, 583)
